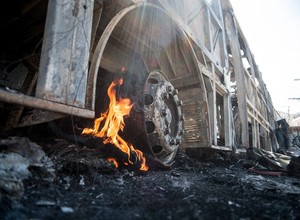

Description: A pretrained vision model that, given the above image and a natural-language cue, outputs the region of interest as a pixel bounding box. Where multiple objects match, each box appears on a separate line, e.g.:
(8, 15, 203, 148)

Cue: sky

(230, 0, 300, 115)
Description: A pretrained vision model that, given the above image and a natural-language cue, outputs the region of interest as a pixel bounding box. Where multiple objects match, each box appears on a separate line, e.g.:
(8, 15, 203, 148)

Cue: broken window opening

(216, 92, 225, 146)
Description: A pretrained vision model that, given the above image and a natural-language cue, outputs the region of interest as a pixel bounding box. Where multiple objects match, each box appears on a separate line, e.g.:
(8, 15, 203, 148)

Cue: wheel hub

(143, 70, 184, 165)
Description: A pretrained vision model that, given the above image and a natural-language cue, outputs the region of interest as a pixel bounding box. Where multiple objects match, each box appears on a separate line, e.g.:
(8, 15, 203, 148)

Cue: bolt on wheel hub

(143, 70, 184, 165)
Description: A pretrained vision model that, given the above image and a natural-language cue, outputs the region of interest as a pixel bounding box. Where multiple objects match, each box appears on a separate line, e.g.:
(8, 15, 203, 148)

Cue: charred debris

(0, 134, 300, 219)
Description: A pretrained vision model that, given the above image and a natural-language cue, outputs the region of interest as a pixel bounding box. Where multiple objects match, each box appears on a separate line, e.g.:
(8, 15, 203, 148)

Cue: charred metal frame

(0, 0, 277, 154)
(222, 1, 276, 150)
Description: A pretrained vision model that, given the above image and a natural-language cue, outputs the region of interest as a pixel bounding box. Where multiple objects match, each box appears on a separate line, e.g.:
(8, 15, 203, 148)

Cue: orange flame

(82, 78, 148, 171)
(107, 157, 119, 168)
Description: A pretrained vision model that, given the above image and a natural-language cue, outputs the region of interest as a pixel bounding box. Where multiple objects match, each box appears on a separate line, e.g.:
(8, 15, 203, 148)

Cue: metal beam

(0, 89, 94, 119)
(223, 3, 249, 147)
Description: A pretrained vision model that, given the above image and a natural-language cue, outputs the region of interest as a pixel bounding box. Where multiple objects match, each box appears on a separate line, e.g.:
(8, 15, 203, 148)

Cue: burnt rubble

(0, 136, 300, 220)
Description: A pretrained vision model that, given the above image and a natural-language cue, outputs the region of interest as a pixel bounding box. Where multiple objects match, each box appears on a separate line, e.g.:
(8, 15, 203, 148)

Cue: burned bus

(0, 0, 276, 168)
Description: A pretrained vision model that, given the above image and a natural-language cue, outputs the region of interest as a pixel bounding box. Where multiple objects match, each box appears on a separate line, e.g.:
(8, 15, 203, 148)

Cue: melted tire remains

(143, 70, 184, 165)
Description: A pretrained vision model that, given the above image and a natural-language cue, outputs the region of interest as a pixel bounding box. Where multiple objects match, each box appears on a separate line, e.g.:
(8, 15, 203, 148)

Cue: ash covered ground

(1, 135, 300, 220)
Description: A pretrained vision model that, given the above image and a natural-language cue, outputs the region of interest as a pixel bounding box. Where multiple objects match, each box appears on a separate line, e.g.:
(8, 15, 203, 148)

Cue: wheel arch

(86, 2, 211, 149)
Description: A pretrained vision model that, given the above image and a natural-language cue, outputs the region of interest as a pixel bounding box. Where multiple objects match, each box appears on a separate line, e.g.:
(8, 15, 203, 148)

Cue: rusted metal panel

(36, 0, 94, 108)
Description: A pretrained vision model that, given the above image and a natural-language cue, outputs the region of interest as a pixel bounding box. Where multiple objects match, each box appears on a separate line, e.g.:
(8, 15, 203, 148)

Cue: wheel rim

(143, 70, 184, 165)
